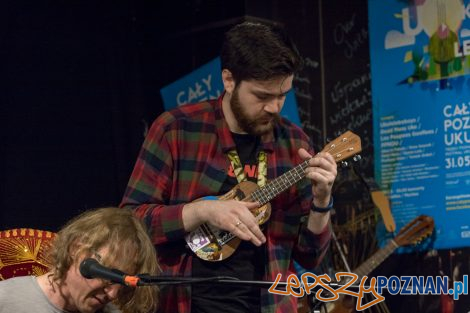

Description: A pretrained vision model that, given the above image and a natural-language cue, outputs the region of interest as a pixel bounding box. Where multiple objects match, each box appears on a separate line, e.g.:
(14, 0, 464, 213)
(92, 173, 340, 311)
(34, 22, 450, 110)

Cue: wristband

(311, 197, 334, 213)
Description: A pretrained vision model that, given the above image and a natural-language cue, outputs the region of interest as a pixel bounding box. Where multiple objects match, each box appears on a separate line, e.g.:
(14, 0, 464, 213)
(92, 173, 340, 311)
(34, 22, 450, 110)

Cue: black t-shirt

(191, 133, 266, 313)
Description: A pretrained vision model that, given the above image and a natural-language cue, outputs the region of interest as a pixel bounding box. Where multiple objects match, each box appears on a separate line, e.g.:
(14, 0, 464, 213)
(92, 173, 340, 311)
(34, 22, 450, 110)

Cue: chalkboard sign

(294, 51, 324, 152)
(322, 1, 374, 178)
(317, 0, 379, 274)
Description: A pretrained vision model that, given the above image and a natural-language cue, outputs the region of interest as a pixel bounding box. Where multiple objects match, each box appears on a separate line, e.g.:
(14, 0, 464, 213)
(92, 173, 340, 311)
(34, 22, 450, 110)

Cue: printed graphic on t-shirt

(227, 164, 258, 179)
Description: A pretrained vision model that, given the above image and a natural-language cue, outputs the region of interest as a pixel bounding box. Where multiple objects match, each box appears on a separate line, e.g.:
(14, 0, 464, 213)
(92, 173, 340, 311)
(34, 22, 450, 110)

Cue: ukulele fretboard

(249, 160, 309, 205)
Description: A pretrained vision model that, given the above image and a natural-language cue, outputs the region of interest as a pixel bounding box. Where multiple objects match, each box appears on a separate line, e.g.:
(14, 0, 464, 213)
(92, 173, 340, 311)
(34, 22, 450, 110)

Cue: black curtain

(0, 0, 244, 231)
(1, 1, 152, 230)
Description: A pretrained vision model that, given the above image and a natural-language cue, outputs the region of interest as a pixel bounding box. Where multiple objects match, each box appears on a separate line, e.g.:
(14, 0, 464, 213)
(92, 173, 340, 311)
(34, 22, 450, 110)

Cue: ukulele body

(185, 181, 271, 261)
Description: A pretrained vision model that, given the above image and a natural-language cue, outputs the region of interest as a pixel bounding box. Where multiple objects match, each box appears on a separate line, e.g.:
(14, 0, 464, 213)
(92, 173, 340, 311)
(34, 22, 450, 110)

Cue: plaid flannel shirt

(120, 96, 331, 313)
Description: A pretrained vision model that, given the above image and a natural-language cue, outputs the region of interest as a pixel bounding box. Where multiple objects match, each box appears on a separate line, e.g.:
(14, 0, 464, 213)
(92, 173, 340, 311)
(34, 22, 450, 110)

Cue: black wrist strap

(311, 197, 334, 213)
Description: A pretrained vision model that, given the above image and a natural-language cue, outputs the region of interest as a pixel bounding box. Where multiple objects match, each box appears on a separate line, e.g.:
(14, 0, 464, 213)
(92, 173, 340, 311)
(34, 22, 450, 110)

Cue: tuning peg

(353, 155, 362, 162)
(326, 137, 332, 143)
(340, 161, 349, 168)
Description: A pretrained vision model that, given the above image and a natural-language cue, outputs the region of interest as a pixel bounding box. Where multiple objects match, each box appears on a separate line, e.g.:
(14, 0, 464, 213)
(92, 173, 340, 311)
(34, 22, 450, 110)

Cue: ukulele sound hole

(235, 188, 246, 200)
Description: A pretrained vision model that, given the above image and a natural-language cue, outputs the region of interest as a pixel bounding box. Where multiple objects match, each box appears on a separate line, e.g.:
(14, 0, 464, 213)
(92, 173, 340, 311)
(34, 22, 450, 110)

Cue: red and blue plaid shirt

(120, 96, 331, 313)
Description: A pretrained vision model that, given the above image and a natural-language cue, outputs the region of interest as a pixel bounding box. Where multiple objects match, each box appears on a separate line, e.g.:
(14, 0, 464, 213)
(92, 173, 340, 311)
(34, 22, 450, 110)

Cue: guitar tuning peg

(353, 155, 362, 162)
(340, 161, 349, 168)
(326, 137, 332, 143)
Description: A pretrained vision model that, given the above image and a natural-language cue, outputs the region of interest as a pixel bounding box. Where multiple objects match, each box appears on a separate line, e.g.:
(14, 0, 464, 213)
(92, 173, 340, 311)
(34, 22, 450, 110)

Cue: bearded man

(121, 21, 336, 313)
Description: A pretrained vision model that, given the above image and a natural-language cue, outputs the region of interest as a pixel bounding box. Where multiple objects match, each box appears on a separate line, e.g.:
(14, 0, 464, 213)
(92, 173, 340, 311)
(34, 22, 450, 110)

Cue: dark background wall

(0, 0, 328, 231)
(1, 0, 247, 230)
(1, 1, 468, 312)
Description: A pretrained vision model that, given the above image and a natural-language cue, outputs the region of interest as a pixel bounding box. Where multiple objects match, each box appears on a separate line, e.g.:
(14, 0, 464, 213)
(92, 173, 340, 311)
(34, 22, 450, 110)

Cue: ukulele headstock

(321, 130, 362, 164)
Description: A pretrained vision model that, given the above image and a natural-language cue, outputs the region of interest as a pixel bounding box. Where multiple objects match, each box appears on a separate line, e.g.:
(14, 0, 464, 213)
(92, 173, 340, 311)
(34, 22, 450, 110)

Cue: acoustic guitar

(326, 215, 435, 313)
(185, 130, 362, 262)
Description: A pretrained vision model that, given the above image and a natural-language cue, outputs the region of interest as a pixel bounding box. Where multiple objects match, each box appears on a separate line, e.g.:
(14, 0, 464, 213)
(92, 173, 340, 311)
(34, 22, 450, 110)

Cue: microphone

(79, 258, 140, 287)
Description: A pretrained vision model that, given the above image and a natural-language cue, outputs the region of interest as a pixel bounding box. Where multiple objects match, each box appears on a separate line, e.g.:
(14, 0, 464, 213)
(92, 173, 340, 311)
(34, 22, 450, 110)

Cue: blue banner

(369, 0, 470, 249)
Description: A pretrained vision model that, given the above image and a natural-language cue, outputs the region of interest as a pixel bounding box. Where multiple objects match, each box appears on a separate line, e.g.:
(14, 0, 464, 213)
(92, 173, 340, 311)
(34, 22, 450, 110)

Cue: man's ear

(222, 69, 235, 94)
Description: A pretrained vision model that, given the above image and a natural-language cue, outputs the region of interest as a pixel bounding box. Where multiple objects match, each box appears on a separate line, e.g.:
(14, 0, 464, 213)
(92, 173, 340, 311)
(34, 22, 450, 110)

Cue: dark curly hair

(220, 21, 303, 84)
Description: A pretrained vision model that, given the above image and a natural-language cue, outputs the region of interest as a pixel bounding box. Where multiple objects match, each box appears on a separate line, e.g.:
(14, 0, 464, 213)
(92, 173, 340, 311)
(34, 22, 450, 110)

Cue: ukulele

(185, 131, 362, 262)
(327, 215, 435, 313)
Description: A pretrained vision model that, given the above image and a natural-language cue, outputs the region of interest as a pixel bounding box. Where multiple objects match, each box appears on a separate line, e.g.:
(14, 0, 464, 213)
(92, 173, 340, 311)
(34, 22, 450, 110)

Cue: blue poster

(369, 0, 470, 249)
(160, 57, 301, 127)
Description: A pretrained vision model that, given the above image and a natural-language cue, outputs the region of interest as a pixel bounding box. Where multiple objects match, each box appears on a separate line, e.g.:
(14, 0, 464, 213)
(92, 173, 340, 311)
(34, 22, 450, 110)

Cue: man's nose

(264, 98, 282, 114)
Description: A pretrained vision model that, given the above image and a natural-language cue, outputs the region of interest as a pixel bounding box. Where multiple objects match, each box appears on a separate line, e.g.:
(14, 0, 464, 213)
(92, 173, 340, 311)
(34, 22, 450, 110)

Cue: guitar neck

(354, 239, 398, 278)
(248, 159, 310, 205)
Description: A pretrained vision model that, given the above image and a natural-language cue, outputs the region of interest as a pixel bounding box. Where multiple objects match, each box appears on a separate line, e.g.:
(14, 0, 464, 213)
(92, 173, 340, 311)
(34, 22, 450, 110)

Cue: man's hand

(298, 148, 337, 208)
(183, 199, 266, 246)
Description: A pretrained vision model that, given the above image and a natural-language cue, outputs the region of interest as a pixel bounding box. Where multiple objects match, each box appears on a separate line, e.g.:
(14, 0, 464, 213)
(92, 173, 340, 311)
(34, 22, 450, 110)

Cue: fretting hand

(298, 148, 337, 208)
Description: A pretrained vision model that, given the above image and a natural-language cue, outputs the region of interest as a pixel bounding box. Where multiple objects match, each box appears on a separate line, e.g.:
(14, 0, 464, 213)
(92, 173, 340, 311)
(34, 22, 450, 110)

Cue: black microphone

(79, 258, 140, 287)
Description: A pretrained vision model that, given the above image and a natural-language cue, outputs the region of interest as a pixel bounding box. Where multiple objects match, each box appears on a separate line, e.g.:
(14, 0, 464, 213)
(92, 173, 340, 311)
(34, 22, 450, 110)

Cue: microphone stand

(133, 273, 373, 313)
(135, 274, 292, 289)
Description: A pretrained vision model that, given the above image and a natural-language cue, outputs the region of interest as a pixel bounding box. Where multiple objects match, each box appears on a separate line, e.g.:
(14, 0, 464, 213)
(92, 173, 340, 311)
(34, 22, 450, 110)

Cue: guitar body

(185, 181, 271, 261)
(310, 215, 434, 313)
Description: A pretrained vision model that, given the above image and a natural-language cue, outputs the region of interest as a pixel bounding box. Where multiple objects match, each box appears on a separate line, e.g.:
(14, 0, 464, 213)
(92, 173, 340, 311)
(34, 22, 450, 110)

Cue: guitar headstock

(394, 215, 435, 247)
(321, 130, 362, 163)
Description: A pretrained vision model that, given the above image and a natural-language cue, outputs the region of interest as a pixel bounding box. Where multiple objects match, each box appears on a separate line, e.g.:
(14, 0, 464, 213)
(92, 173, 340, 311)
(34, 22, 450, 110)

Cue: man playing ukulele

(121, 21, 337, 313)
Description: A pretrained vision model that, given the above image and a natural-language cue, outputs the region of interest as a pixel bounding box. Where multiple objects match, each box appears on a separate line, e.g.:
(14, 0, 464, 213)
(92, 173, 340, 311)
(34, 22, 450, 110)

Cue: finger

(298, 148, 313, 160)
(308, 153, 336, 168)
(240, 201, 261, 209)
(232, 204, 266, 244)
(322, 154, 337, 168)
(231, 222, 252, 241)
(308, 165, 337, 181)
(305, 167, 336, 180)
(237, 202, 267, 244)
(230, 220, 258, 243)
(241, 217, 266, 244)
(235, 221, 265, 246)
(237, 208, 264, 233)
(306, 175, 335, 190)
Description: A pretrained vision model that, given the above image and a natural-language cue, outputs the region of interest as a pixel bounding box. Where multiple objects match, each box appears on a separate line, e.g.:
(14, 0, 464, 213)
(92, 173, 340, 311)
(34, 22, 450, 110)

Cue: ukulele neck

(247, 160, 309, 205)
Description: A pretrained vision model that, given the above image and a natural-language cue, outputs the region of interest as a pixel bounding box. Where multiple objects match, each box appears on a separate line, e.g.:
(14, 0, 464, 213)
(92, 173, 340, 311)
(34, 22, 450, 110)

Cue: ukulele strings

(246, 137, 355, 204)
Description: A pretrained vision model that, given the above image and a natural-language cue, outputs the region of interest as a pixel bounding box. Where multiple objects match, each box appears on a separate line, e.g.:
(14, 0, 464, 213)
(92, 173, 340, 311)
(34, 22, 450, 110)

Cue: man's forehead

(243, 76, 293, 94)
(93, 246, 137, 273)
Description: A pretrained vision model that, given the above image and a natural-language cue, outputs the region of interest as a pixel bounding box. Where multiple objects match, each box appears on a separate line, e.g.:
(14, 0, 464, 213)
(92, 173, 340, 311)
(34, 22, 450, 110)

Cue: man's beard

(230, 87, 280, 136)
